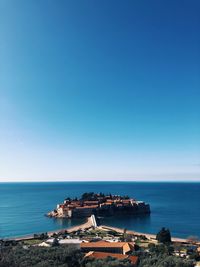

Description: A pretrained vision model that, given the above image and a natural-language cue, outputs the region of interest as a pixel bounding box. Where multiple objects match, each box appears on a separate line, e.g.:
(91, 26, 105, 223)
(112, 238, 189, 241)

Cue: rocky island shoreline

(47, 192, 150, 219)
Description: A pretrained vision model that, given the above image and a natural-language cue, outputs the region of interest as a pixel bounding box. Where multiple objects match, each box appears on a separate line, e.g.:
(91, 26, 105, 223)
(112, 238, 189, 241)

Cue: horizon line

(0, 180, 200, 183)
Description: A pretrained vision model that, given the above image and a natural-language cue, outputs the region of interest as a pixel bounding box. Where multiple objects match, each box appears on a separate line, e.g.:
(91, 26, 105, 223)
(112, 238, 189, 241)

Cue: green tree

(156, 227, 171, 243)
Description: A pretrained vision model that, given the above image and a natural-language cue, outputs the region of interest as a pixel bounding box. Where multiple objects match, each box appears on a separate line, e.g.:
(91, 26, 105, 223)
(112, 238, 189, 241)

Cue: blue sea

(0, 182, 200, 239)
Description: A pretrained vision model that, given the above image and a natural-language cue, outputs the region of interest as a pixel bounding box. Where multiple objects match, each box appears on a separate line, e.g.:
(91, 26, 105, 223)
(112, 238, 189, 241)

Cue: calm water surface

(0, 182, 199, 238)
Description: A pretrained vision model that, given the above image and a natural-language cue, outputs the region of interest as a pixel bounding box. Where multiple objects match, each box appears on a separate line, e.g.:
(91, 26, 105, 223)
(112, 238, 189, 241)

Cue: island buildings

(48, 192, 150, 218)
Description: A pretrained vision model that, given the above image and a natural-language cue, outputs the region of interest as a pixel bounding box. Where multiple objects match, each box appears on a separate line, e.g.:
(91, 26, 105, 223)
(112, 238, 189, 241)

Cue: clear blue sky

(0, 0, 200, 181)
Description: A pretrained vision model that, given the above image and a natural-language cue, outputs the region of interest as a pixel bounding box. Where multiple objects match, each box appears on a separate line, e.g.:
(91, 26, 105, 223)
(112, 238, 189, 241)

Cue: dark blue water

(0, 182, 200, 239)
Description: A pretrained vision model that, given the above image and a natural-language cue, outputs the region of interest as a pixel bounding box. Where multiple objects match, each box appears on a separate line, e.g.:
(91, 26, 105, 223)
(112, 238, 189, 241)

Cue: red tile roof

(81, 241, 130, 248)
(84, 201, 99, 204)
(129, 255, 139, 265)
(85, 251, 138, 265)
(76, 205, 98, 209)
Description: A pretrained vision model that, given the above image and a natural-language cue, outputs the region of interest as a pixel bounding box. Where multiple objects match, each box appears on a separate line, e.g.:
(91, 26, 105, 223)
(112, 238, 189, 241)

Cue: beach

(6, 220, 200, 246)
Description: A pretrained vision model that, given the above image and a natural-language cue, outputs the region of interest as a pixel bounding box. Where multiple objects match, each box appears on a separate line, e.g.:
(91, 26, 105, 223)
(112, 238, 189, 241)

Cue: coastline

(98, 225, 194, 244)
(4, 217, 92, 241)
(4, 219, 199, 245)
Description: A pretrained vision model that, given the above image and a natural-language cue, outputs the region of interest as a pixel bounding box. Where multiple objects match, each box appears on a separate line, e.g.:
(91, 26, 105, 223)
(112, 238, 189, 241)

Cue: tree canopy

(156, 227, 172, 243)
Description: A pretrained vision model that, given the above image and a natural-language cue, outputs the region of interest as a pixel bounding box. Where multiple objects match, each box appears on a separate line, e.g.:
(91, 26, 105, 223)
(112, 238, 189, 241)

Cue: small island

(47, 192, 150, 218)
